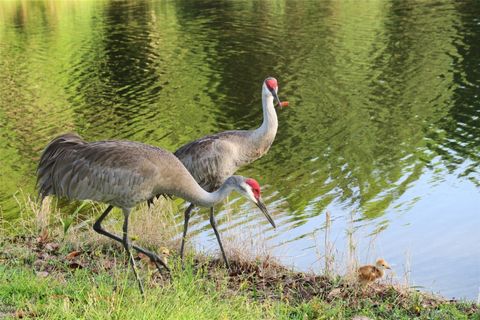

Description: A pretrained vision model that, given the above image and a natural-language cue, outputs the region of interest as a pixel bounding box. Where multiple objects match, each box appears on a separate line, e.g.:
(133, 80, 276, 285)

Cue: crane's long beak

(256, 198, 276, 229)
(271, 90, 283, 109)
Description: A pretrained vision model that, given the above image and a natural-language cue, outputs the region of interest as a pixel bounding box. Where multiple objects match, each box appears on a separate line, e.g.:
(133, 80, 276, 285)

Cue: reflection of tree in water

(0, 2, 71, 215)
(1, 0, 478, 224)
(172, 0, 295, 129)
(237, 1, 477, 224)
(345, 0, 461, 217)
(166, 1, 476, 225)
(168, 1, 348, 229)
(69, 1, 164, 140)
(430, 1, 480, 187)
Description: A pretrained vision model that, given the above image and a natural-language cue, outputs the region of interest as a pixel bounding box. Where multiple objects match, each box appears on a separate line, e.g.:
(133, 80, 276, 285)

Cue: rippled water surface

(1, 0, 479, 300)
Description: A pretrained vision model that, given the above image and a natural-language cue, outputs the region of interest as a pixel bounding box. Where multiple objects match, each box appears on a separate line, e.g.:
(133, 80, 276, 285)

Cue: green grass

(0, 197, 478, 319)
(1, 259, 478, 320)
(0, 263, 271, 320)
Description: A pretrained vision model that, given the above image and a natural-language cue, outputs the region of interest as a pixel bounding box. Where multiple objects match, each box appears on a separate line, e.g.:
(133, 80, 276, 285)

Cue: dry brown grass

(129, 199, 181, 250)
(222, 220, 274, 265)
(311, 209, 404, 292)
(5, 192, 182, 255)
(4, 192, 280, 271)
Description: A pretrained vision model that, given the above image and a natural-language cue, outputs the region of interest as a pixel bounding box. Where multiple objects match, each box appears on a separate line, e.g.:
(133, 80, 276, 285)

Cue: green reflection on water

(0, 0, 479, 226)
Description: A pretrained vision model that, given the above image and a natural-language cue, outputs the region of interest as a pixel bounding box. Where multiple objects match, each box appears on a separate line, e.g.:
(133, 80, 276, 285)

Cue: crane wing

(37, 134, 160, 207)
(174, 130, 249, 191)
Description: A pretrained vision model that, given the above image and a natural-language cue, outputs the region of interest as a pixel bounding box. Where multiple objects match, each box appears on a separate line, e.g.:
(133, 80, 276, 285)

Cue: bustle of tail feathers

(36, 133, 86, 201)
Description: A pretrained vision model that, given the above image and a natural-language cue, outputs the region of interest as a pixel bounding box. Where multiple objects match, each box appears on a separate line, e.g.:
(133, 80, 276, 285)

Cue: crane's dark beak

(256, 198, 276, 229)
(271, 90, 283, 109)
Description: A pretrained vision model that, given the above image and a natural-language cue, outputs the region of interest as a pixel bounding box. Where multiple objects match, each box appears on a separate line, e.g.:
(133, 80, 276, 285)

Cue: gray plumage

(37, 133, 256, 209)
(174, 130, 273, 192)
(174, 77, 281, 192)
(157, 77, 284, 268)
(36, 132, 274, 295)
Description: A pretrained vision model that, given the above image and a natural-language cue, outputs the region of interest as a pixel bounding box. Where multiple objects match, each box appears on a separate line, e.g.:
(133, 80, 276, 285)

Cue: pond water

(1, 0, 479, 300)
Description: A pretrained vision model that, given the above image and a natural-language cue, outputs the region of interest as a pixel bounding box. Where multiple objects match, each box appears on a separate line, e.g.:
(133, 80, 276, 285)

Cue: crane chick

(357, 258, 391, 285)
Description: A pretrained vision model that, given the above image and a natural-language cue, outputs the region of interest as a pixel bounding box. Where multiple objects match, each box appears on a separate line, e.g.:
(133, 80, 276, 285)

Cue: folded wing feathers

(37, 133, 150, 204)
(37, 133, 86, 200)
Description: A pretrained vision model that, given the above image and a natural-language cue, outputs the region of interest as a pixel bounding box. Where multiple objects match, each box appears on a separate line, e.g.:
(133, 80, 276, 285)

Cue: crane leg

(93, 206, 170, 275)
(179, 203, 195, 267)
(122, 208, 145, 296)
(209, 207, 230, 269)
(147, 194, 169, 208)
(147, 198, 154, 208)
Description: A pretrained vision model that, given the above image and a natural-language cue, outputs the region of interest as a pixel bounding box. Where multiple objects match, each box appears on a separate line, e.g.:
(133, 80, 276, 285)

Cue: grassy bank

(0, 195, 478, 319)
(0, 260, 268, 319)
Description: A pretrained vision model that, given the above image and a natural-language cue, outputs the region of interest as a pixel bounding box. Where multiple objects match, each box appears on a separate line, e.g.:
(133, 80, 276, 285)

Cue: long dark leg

(122, 208, 144, 296)
(93, 206, 170, 273)
(180, 203, 195, 266)
(147, 198, 154, 208)
(209, 207, 230, 269)
(147, 194, 164, 208)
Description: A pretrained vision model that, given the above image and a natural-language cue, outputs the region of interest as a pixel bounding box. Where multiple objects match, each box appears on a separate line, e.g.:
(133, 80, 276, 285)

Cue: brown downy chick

(358, 258, 391, 285)
(159, 247, 170, 265)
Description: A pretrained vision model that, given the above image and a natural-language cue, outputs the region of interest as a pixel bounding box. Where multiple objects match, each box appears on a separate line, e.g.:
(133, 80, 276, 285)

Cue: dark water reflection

(1, 0, 479, 299)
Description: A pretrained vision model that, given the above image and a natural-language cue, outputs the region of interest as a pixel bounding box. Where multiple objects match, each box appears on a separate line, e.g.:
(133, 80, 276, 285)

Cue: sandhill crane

(357, 259, 391, 285)
(148, 77, 285, 268)
(37, 133, 275, 295)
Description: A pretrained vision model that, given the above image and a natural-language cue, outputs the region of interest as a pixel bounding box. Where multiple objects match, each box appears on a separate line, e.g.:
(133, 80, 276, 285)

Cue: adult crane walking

(149, 77, 286, 268)
(37, 133, 275, 295)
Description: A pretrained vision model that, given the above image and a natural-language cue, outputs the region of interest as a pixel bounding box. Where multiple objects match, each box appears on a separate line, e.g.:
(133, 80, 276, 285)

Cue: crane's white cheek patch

(246, 187, 257, 203)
